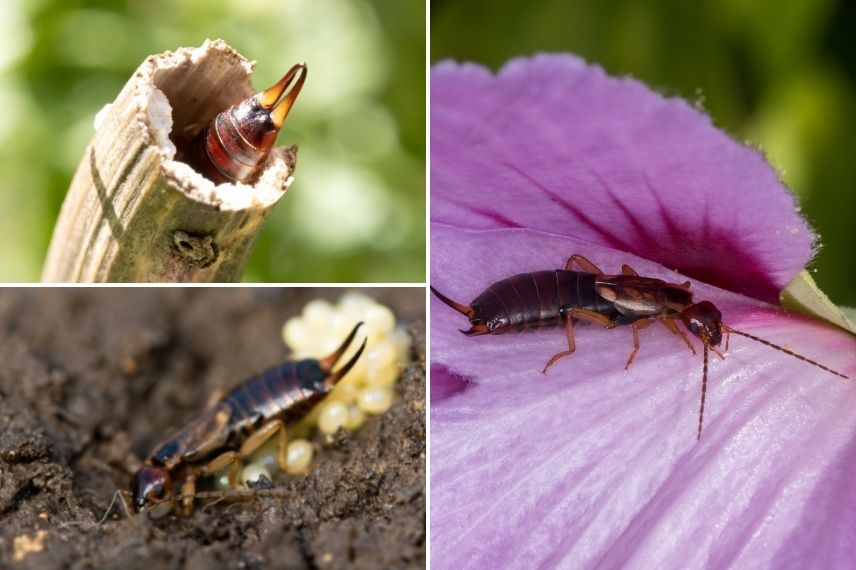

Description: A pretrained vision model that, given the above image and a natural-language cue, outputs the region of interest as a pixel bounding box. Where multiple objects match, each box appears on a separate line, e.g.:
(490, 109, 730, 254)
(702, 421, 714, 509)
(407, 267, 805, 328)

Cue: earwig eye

(689, 322, 699, 334)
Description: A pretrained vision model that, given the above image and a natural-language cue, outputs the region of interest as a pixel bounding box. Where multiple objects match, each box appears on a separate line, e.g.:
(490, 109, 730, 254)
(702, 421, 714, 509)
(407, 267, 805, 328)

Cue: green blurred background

(432, 0, 856, 307)
(0, 0, 425, 283)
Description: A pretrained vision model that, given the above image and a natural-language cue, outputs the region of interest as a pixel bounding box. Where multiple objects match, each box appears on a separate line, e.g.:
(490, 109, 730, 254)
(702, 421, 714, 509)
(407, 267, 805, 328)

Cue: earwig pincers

(431, 254, 850, 440)
(131, 322, 365, 517)
(181, 62, 308, 184)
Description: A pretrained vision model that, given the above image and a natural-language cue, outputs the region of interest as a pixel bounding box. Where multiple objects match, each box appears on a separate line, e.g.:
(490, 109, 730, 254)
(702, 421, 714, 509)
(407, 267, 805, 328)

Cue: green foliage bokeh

(432, 0, 856, 307)
(0, 0, 425, 283)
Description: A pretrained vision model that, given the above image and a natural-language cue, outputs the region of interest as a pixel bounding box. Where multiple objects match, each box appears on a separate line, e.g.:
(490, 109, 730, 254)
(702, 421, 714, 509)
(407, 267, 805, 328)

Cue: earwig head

(685, 300, 851, 440)
(319, 322, 368, 389)
(681, 301, 723, 347)
(429, 286, 490, 335)
(130, 466, 173, 513)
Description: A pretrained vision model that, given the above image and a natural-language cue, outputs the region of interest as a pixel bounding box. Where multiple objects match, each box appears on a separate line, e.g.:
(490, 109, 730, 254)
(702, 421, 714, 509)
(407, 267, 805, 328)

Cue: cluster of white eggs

(224, 293, 410, 488)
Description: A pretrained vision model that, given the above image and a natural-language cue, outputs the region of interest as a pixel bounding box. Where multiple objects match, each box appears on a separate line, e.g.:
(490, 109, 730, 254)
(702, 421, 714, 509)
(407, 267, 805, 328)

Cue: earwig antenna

(200, 492, 251, 513)
(722, 325, 850, 380)
(97, 490, 131, 524)
(59, 491, 131, 528)
(698, 343, 709, 440)
(174, 485, 295, 507)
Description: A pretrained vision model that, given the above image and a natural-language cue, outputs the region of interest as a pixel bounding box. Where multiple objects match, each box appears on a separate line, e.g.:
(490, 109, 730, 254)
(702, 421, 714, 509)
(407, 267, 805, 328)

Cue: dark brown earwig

(432, 254, 850, 440)
(130, 322, 365, 516)
(181, 62, 307, 184)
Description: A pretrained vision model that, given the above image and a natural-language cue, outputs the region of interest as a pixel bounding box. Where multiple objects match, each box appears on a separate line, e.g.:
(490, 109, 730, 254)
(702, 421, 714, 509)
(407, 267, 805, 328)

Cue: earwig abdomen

(469, 271, 615, 334)
(186, 103, 272, 184)
(224, 359, 331, 437)
(183, 62, 307, 185)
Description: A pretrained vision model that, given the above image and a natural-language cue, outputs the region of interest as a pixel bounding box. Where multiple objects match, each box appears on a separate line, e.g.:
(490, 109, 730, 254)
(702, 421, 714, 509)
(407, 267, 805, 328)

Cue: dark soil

(0, 288, 425, 569)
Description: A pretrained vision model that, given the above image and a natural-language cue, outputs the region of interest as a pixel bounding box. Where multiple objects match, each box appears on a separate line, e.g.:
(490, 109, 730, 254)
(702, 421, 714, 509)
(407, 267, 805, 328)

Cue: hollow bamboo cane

(42, 39, 296, 282)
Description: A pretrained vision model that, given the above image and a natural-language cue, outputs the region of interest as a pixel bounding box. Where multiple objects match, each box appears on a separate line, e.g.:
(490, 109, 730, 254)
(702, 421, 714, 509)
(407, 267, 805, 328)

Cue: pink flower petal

(430, 55, 856, 569)
(431, 55, 813, 304)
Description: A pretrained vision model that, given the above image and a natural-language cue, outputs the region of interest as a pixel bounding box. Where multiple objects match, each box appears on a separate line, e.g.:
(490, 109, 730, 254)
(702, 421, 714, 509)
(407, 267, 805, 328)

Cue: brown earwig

(431, 254, 850, 440)
(180, 62, 307, 184)
(130, 322, 365, 516)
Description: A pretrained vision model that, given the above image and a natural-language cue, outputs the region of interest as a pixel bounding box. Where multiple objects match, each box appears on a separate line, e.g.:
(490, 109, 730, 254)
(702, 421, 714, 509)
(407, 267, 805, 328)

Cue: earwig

(431, 254, 850, 440)
(180, 62, 308, 184)
(130, 322, 365, 517)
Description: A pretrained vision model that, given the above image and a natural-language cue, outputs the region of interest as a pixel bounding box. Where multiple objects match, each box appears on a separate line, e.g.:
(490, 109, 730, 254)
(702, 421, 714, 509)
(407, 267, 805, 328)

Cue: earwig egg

(286, 440, 314, 470)
(390, 329, 411, 355)
(340, 292, 373, 317)
(357, 387, 394, 415)
(318, 401, 349, 434)
(284, 295, 408, 445)
(283, 318, 309, 348)
(345, 405, 366, 430)
(325, 382, 358, 403)
(365, 342, 398, 368)
(215, 470, 235, 490)
(241, 463, 272, 487)
(365, 363, 400, 388)
(303, 299, 334, 329)
(365, 304, 395, 333)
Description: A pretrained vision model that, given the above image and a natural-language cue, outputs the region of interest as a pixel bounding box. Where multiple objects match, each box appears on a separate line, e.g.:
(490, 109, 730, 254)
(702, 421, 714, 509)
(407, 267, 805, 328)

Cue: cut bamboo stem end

(42, 39, 297, 283)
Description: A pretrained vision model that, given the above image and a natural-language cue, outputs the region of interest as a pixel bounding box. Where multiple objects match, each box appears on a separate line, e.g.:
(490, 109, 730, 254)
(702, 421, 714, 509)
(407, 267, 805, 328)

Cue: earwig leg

(568, 308, 616, 328)
(710, 346, 726, 361)
(180, 473, 197, 516)
(239, 419, 283, 458)
(200, 451, 243, 487)
(238, 419, 295, 473)
(621, 264, 639, 276)
(624, 319, 653, 369)
(660, 318, 696, 356)
(542, 315, 577, 374)
(204, 388, 226, 411)
(543, 308, 617, 373)
(565, 254, 604, 275)
(183, 121, 205, 139)
(238, 419, 307, 475)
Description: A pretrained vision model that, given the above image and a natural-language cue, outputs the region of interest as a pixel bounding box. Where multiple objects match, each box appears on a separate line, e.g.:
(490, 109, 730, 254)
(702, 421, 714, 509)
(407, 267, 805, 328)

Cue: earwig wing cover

(42, 40, 297, 283)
